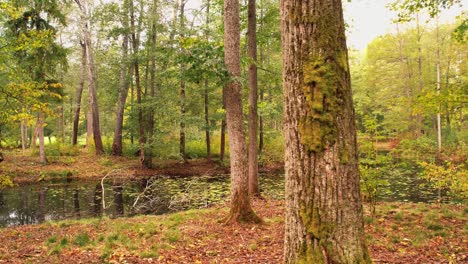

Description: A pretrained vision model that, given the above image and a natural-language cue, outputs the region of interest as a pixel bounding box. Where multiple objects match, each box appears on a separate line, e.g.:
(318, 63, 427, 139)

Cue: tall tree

(143, 0, 159, 168)
(72, 40, 86, 146)
(75, 0, 105, 155)
(247, 0, 259, 196)
(179, 0, 187, 161)
(129, 0, 146, 166)
(204, 0, 212, 161)
(112, 0, 131, 156)
(223, 0, 260, 223)
(281, 0, 370, 262)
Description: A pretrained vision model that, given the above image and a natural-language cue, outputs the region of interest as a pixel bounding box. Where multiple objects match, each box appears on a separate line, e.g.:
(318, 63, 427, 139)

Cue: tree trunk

(223, 0, 260, 223)
(75, 0, 104, 155)
(31, 120, 39, 148)
(86, 107, 93, 147)
(204, 79, 211, 161)
(436, 17, 442, 160)
(112, 29, 130, 156)
(281, 0, 370, 262)
(220, 119, 226, 161)
(130, 0, 146, 166)
(179, 0, 187, 161)
(38, 112, 48, 165)
(20, 106, 28, 150)
(247, 0, 259, 196)
(416, 15, 423, 138)
(72, 40, 86, 146)
(143, 0, 158, 168)
(204, 0, 211, 161)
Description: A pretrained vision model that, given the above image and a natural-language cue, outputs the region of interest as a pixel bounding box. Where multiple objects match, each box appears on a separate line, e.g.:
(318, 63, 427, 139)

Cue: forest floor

(0, 200, 466, 263)
(0, 149, 283, 185)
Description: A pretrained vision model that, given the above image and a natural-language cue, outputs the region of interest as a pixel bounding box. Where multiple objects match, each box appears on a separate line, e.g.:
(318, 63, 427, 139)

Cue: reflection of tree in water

(37, 187, 47, 223)
(113, 182, 124, 217)
(92, 184, 102, 217)
(73, 188, 80, 218)
(0, 191, 4, 208)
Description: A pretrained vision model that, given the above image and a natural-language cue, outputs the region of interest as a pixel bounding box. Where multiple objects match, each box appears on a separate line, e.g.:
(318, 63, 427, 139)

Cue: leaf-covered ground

(0, 200, 466, 263)
(0, 149, 283, 184)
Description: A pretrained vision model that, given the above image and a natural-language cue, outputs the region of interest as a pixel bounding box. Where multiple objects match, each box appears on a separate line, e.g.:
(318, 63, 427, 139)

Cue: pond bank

(0, 200, 465, 263)
(0, 150, 283, 185)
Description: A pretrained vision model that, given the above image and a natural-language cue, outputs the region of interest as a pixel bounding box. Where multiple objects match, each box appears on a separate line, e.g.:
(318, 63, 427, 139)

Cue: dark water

(0, 171, 451, 228)
(0, 175, 284, 227)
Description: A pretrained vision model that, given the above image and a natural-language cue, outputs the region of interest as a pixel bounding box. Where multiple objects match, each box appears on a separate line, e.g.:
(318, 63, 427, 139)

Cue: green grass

(73, 233, 91, 247)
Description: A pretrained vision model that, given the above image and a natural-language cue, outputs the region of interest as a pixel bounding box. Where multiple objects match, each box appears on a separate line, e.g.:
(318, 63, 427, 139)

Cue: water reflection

(0, 172, 453, 228)
(73, 188, 80, 218)
(93, 184, 102, 217)
(112, 182, 124, 217)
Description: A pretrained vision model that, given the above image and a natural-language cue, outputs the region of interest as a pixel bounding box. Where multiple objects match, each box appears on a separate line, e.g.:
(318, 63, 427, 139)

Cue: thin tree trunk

(143, 0, 158, 168)
(247, 0, 259, 196)
(223, 0, 260, 223)
(38, 112, 47, 164)
(281, 0, 370, 262)
(436, 17, 442, 160)
(204, 0, 211, 161)
(31, 119, 39, 148)
(179, 0, 187, 161)
(220, 119, 226, 161)
(72, 40, 86, 146)
(416, 14, 423, 138)
(130, 0, 146, 167)
(258, 44, 264, 155)
(20, 106, 27, 150)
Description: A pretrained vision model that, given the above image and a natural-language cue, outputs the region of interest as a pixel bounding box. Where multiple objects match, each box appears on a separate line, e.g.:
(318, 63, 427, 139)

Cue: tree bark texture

(76, 0, 104, 155)
(247, 0, 259, 196)
(223, 0, 259, 223)
(281, 0, 370, 262)
(72, 40, 86, 146)
(112, 33, 130, 156)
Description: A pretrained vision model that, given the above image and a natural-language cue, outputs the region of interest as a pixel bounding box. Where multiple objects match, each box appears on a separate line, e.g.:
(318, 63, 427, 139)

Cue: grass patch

(73, 233, 91, 247)
(426, 223, 444, 231)
(163, 228, 181, 243)
(46, 235, 58, 244)
(394, 212, 404, 221)
(140, 251, 159, 258)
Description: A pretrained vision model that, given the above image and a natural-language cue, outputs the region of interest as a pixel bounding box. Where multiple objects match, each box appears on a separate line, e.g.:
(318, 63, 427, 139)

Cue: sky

(343, 0, 466, 50)
(179, 0, 465, 51)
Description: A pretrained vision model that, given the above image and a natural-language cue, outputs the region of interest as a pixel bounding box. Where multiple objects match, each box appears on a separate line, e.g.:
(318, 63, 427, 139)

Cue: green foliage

(419, 161, 467, 201)
(359, 140, 391, 214)
(0, 175, 14, 189)
(393, 137, 438, 162)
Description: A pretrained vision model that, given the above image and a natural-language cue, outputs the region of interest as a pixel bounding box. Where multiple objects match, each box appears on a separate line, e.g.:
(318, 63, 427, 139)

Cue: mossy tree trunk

(281, 0, 370, 262)
(223, 0, 260, 223)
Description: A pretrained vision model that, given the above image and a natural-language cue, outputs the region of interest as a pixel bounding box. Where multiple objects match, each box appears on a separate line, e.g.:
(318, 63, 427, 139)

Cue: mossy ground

(0, 200, 465, 263)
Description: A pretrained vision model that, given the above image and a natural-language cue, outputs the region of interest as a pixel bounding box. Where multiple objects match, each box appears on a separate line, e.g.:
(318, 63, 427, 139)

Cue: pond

(0, 171, 452, 227)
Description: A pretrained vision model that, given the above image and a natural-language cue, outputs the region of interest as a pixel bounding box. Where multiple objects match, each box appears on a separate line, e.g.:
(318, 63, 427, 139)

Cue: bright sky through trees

(343, 0, 465, 50)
